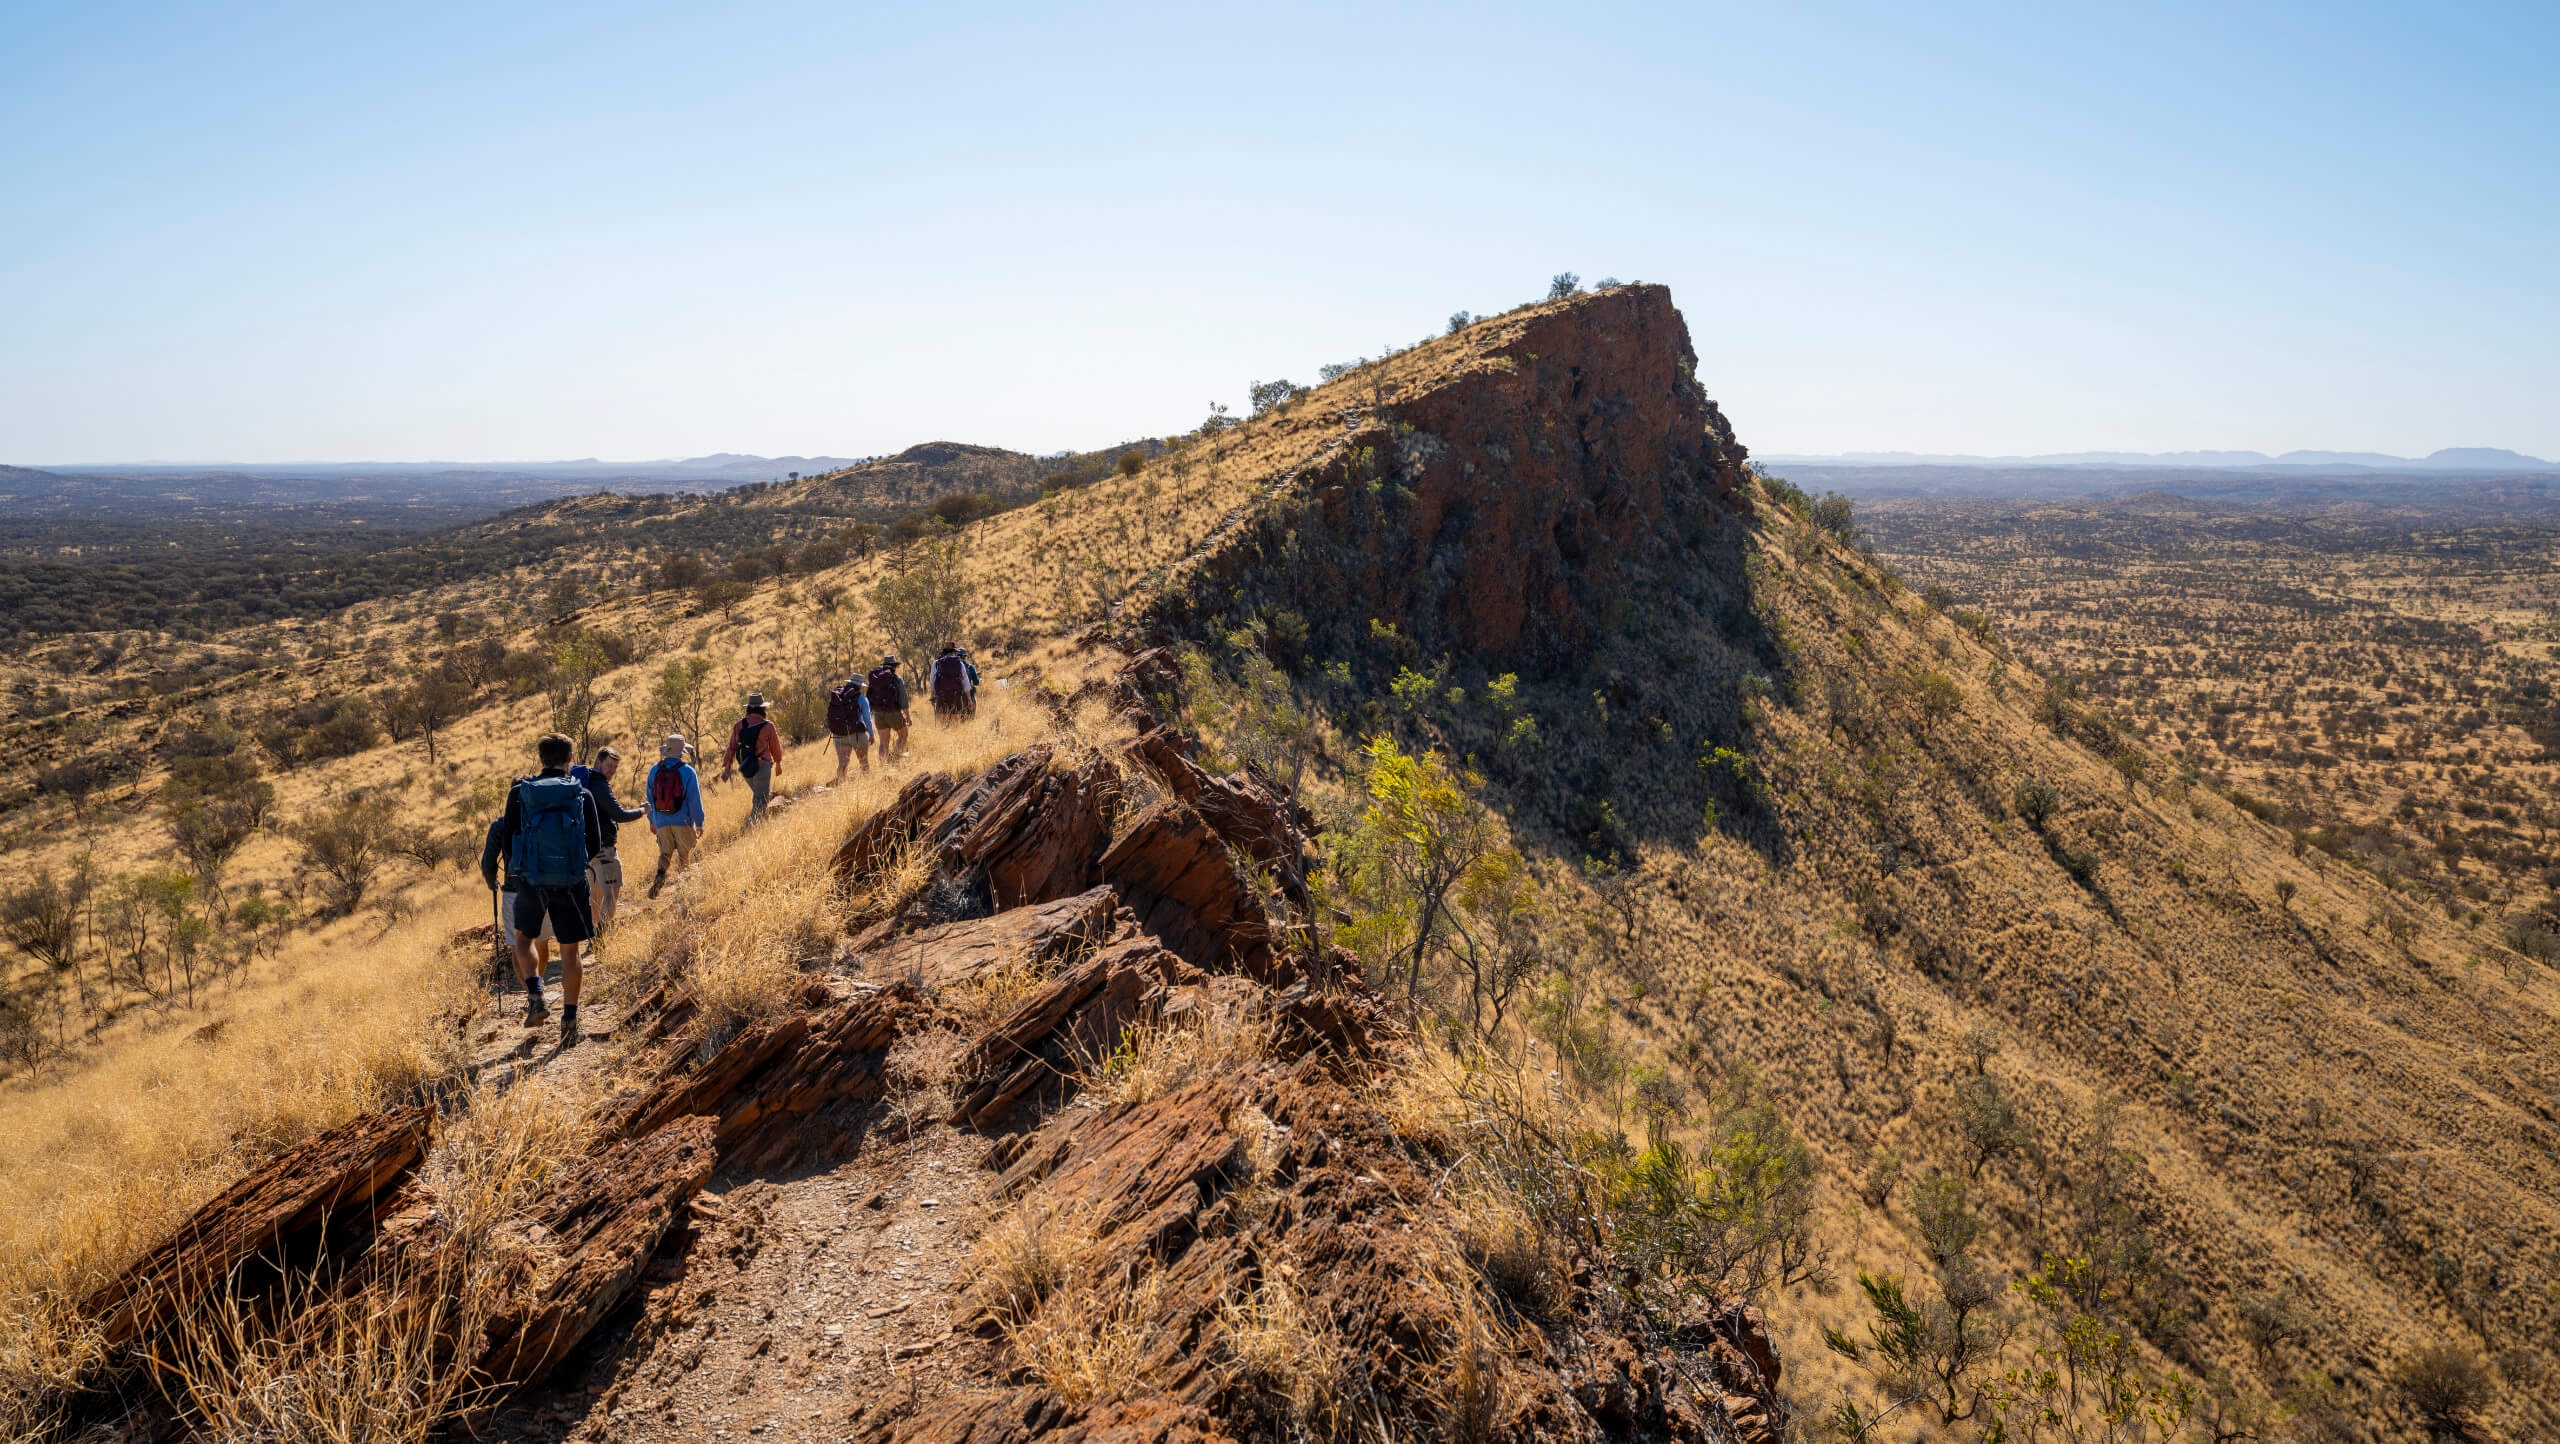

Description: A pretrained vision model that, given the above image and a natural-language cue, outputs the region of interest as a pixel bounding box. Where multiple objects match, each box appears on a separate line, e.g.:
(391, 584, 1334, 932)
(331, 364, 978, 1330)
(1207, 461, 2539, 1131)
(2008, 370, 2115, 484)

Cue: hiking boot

(559, 1007, 580, 1048)
(524, 991, 550, 1027)
(647, 870, 666, 900)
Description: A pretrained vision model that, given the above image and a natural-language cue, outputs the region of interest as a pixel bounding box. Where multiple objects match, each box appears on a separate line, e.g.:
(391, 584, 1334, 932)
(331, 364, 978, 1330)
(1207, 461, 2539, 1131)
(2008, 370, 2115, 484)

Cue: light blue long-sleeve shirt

(643, 758, 707, 830)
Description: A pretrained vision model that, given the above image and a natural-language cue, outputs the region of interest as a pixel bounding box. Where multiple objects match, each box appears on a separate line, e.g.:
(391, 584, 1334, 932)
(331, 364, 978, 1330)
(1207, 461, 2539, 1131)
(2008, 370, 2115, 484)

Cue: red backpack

(648, 760, 687, 814)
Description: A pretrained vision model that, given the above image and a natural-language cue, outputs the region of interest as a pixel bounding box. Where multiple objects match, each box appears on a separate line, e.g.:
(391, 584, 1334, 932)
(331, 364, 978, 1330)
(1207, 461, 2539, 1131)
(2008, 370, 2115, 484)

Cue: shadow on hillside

(1487, 498, 1800, 874)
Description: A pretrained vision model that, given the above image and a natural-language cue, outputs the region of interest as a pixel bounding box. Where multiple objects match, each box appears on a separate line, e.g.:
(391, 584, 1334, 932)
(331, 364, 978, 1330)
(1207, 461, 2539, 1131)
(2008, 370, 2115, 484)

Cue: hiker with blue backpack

(479, 732, 604, 1044)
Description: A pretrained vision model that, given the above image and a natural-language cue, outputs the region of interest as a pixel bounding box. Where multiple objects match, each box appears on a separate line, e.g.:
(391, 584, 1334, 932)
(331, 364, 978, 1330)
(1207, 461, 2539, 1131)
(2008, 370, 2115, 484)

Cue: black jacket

(575, 766, 647, 849)
(480, 768, 606, 889)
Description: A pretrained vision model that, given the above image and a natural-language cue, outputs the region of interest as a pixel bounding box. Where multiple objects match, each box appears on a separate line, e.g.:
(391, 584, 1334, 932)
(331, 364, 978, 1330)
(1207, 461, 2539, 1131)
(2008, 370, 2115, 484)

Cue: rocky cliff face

(1147, 284, 1750, 671)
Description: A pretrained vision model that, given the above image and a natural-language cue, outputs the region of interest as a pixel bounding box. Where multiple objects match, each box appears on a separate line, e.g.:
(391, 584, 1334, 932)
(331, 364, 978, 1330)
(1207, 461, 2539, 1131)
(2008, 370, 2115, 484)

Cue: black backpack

(867, 667, 905, 712)
(736, 717, 768, 778)
(826, 681, 868, 735)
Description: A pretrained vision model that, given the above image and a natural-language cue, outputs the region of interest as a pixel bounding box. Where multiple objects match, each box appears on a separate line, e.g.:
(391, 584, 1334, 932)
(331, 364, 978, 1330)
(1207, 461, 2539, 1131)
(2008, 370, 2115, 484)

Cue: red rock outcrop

(861, 885, 1120, 989)
(1142, 285, 1749, 668)
(949, 936, 1203, 1128)
(607, 981, 934, 1169)
(473, 1116, 719, 1385)
(81, 1105, 431, 1350)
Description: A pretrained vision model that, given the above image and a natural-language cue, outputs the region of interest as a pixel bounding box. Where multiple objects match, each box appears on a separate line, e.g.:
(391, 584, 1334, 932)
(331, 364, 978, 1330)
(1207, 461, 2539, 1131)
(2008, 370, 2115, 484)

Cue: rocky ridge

(65, 653, 1783, 1443)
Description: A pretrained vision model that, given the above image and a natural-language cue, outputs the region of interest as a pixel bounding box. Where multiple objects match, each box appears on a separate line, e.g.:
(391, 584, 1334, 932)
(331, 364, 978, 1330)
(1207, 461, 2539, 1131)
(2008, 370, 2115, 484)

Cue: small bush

(2012, 778, 2061, 829)
(2395, 1341, 2492, 1429)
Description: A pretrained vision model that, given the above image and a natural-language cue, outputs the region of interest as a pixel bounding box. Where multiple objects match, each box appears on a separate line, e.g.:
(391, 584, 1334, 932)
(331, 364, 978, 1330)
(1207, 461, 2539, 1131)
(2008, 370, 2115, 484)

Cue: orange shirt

(726, 715, 785, 768)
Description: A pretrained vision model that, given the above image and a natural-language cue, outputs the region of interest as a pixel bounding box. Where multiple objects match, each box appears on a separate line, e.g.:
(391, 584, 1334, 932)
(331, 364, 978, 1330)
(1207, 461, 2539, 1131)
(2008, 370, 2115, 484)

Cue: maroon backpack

(826, 681, 868, 735)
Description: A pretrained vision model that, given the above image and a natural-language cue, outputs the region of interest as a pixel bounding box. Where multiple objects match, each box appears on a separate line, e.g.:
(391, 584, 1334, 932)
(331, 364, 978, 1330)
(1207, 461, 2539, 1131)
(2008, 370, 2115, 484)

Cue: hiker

(930, 642, 976, 723)
(479, 812, 552, 980)
(571, 745, 647, 931)
(644, 732, 706, 899)
(720, 692, 786, 821)
(479, 732, 603, 1045)
(827, 667, 876, 783)
(866, 655, 911, 760)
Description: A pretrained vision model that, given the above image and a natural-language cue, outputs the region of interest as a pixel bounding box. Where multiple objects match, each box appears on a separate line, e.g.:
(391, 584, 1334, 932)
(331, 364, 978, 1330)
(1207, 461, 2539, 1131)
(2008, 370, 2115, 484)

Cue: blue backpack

(509, 775, 590, 888)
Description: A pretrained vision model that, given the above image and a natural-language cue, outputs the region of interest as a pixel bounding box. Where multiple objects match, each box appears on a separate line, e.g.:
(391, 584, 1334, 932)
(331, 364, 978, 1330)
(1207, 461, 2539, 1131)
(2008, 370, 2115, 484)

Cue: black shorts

(511, 882, 596, 946)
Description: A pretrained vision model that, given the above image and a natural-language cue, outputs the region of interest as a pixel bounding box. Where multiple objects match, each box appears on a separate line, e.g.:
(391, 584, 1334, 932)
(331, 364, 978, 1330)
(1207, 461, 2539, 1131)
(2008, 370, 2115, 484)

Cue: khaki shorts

(832, 731, 873, 755)
(874, 708, 909, 731)
(499, 889, 556, 944)
(655, 824, 698, 863)
(588, 848, 623, 889)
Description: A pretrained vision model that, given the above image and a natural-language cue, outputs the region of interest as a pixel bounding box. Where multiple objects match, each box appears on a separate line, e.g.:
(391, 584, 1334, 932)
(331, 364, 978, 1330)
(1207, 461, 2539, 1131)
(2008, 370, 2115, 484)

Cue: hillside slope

(1089, 286, 2558, 1438)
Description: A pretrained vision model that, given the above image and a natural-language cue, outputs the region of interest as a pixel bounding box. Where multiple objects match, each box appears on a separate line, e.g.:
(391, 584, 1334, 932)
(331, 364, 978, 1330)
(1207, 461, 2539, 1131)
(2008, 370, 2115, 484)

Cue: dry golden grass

(156, 1251, 497, 1444)
(0, 887, 487, 1433)
(1217, 1268, 1342, 1431)
(1008, 1269, 1169, 1406)
(969, 1195, 1090, 1325)
(1075, 991, 1275, 1108)
(156, 1075, 589, 1444)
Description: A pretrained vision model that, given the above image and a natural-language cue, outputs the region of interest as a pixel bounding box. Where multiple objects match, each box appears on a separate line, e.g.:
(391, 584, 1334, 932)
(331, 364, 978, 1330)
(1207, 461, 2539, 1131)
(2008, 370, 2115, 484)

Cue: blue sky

(4, 1, 2552, 463)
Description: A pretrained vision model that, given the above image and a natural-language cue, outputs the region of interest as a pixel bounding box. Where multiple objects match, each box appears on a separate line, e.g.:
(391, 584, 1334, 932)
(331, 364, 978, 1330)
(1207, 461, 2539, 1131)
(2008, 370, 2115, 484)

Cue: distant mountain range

(1758, 446, 2556, 473)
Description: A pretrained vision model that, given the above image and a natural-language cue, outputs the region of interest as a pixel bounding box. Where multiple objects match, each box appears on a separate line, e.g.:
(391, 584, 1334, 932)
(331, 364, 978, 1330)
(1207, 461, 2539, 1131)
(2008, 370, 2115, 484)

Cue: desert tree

(1546, 272, 1581, 301)
(1332, 736, 1509, 1007)
(547, 632, 612, 758)
(386, 667, 472, 765)
(168, 794, 261, 900)
(868, 536, 978, 670)
(1827, 1174, 2011, 1432)
(1953, 1073, 2028, 1179)
(1247, 379, 1304, 417)
(2396, 1341, 2493, 1437)
(291, 791, 395, 916)
(0, 869, 87, 976)
(642, 656, 718, 752)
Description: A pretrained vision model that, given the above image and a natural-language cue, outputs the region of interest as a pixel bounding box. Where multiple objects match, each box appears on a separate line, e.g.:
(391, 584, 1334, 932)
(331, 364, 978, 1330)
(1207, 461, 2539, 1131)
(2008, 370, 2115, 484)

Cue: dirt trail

(480, 1122, 996, 1444)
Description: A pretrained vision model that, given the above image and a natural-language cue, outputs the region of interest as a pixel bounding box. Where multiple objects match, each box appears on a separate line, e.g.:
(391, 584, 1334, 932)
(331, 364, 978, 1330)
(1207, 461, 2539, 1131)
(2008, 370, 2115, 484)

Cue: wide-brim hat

(880, 655, 899, 668)
(744, 693, 768, 711)
(661, 733, 687, 758)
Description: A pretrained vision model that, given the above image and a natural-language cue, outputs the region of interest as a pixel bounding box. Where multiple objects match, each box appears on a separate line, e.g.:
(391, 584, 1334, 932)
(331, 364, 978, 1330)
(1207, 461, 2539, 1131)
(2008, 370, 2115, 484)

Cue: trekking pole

(490, 884, 510, 988)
